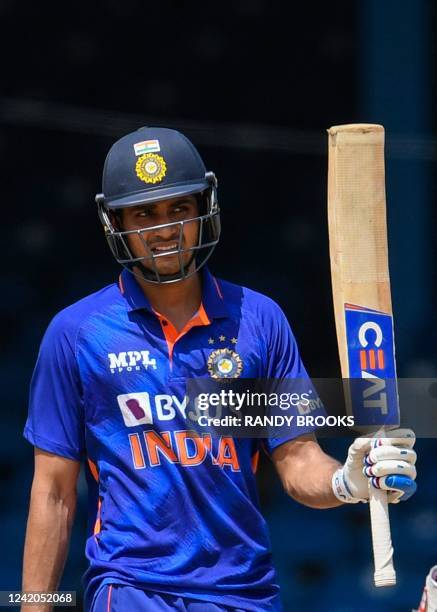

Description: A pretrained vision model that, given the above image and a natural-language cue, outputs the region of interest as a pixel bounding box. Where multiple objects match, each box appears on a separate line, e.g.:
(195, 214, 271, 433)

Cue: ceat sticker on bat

(344, 303, 399, 427)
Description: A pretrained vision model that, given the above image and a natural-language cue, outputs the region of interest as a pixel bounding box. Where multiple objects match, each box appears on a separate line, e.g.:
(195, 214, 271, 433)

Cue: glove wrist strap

(332, 468, 364, 504)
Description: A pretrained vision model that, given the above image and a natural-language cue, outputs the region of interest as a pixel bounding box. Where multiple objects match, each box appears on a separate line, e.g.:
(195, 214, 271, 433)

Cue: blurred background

(1, 1, 436, 610)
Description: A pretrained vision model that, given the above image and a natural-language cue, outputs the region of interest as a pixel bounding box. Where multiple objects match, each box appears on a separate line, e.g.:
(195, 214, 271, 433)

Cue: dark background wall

(1, 1, 436, 610)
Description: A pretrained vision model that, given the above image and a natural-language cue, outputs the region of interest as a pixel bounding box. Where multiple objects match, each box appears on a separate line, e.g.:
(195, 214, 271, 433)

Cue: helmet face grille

(97, 186, 220, 284)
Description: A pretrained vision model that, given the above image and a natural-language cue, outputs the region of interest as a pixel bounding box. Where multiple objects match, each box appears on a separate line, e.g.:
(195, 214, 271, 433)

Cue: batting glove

(415, 566, 437, 612)
(332, 428, 417, 504)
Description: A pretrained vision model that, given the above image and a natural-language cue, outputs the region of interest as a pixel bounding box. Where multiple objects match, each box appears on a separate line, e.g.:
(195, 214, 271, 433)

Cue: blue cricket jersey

(24, 268, 317, 611)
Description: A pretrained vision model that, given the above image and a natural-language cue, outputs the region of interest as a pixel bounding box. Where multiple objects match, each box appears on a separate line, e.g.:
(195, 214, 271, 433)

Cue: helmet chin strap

(129, 252, 197, 284)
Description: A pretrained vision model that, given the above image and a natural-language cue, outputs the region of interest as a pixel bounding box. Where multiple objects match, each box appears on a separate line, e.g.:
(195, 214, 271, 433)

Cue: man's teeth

(154, 243, 178, 252)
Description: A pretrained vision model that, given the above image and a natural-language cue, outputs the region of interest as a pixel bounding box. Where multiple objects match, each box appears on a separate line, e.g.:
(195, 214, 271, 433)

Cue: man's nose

(150, 216, 180, 240)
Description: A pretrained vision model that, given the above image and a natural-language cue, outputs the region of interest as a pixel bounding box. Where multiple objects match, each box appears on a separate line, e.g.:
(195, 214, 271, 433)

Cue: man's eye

(173, 205, 189, 214)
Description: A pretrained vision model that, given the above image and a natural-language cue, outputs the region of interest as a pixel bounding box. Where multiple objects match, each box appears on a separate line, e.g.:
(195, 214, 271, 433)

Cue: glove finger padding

(375, 475, 417, 503)
(364, 459, 417, 479)
(370, 427, 415, 449)
(366, 446, 417, 465)
(346, 428, 416, 465)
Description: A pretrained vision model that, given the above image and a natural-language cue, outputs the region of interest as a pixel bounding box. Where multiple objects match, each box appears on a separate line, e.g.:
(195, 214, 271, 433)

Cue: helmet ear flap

(201, 172, 218, 216)
(96, 195, 122, 232)
(96, 198, 133, 262)
(96, 197, 112, 232)
(205, 171, 218, 188)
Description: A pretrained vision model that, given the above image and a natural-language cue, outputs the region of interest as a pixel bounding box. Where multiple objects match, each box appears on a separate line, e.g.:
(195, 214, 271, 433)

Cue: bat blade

(327, 124, 400, 587)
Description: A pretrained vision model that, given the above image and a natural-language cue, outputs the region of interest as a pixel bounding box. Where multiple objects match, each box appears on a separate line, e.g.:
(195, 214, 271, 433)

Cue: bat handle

(369, 484, 396, 586)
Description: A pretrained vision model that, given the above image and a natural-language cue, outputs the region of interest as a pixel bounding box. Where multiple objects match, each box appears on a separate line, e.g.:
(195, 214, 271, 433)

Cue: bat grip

(369, 485, 396, 586)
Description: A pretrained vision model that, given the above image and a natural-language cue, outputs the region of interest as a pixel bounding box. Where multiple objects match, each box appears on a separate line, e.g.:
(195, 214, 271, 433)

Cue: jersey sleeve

(23, 312, 85, 461)
(264, 302, 307, 380)
(261, 298, 310, 380)
(261, 300, 324, 455)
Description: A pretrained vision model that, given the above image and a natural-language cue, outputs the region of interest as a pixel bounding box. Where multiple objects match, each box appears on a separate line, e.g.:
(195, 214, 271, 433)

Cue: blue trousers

(91, 584, 249, 612)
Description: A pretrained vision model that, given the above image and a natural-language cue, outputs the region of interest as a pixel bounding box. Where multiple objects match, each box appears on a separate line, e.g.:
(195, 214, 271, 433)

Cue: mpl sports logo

(108, 350, 157, 374)
(345, 304, 399, 426)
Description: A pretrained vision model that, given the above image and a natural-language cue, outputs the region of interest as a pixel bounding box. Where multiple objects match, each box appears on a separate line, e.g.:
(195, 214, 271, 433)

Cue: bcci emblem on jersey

(207, 348, 243, 379)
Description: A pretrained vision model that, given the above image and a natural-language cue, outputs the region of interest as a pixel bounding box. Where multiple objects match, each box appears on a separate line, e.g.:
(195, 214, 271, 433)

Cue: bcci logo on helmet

(108, 350, 157, 373)
(135, 153, 167, 184)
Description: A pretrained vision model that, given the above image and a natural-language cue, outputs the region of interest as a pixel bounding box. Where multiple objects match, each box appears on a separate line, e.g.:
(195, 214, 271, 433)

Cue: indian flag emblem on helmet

(133, 139, 160, 156)
(135, 153, 167, 184)
(207, 348, 243, 379)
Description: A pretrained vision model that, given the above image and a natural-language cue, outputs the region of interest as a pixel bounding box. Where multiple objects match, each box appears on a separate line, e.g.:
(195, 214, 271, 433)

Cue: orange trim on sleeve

(88, 459, 99, 482)
(87, 458, 102, 538)
(251, 450, 260, 473)
(93, 498, 102, 536)
(107, 584, 113, 612)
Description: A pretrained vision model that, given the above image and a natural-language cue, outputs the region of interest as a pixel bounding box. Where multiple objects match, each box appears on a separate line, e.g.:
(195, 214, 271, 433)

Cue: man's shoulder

(217, 277, 285, 319)
(46, 282, 121, 340)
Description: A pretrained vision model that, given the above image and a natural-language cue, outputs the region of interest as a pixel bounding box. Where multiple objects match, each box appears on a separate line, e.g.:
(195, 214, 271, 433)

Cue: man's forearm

(273, 436, 344, 509)
(287, 452, 343, 509)
(22, 489, 76, 610)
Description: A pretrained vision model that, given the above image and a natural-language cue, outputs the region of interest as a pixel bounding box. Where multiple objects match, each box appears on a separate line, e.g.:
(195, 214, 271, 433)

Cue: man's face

(118, 195, 200, 277)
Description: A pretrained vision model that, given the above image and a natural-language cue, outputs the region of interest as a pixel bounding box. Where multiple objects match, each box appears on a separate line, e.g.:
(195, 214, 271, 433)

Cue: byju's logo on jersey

(116, 392, 187, 427)
(108, 350, 157, 373)
(117, 393, 153, 426)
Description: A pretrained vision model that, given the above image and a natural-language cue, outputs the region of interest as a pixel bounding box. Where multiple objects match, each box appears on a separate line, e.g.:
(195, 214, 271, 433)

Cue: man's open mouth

(151, 242, 179, 253)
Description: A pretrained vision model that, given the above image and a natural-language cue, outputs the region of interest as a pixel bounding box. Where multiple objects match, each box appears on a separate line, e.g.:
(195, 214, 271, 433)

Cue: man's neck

(136, 271, 202, 332)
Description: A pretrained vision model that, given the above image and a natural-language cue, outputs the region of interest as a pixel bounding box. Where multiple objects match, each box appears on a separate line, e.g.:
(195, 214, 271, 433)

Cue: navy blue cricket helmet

(96, 127, 220, 283)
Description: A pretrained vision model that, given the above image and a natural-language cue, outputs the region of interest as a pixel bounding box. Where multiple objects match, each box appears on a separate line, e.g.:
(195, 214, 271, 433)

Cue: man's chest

(77, 315, 262, 472)
(77, 315, 265, 427)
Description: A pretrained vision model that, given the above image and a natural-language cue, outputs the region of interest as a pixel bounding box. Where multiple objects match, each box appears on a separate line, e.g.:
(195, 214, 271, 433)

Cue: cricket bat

(327, 124, 400, 587)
